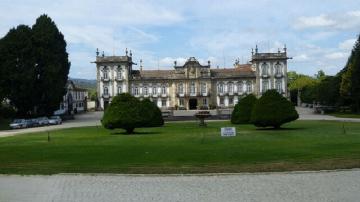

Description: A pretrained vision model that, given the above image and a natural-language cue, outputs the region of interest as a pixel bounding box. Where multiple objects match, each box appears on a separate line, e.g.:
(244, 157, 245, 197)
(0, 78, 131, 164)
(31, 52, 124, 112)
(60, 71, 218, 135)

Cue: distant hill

(70, 78, 96, 91)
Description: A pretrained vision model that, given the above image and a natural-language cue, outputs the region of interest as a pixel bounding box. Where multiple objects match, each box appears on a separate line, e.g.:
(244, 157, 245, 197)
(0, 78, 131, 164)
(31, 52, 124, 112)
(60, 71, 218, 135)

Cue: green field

(0, 120, 359, 174)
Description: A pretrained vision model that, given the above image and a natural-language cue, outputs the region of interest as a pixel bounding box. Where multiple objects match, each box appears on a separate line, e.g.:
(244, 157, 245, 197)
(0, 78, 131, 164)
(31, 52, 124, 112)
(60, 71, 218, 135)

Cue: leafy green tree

(251, 90, 299, 129)
(32, 14, 70, 116)
(0, 25, 36, 116)
(289, 75, 317, 106)
(102, 93, 164, 134)
(316, 76, 341, 106)
(231, 94, 257, 124)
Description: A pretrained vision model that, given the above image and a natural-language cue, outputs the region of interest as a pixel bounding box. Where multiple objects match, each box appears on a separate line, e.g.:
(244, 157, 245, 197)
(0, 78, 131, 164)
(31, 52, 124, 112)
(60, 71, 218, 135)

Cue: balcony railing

(102, 93, 110, 99)
(101, 77, 110, 82)
(275, 74, 283, 78)
(115, 77, 123, 81)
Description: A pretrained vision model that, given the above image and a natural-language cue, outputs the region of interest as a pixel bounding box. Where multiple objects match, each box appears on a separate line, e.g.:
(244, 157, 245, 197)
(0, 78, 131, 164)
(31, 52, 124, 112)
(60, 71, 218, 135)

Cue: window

(218, 83, 224, 93)
(237, 82, 243, 93)
(275, 63, 282, 75)
(190, 82, 195, 94)
(134, 87, 139, 95)
(228, 83, 233, 93)
(276, 80, 282, 93)
(247, 82, 252, 93)
(103, 67, 109, 79)
(117, 66, 122, 79)
(229, 97, 233, 105)
(261, 63, 269, 76)
(161, 86, 166, 94)
(220, 97, 224, 105)
(152, 87, 157, 95)
(202, 98, 207, 106)
(178, 83, 184, 94)
(162, 99, 167, 107)
(262, 80, 268, 93)
(201, 82, 207, 94)
(144, 87, 148, 95)
(118, 86, 122, 94)
(104, 87, 109, 95)
(179, 98, 184, 106)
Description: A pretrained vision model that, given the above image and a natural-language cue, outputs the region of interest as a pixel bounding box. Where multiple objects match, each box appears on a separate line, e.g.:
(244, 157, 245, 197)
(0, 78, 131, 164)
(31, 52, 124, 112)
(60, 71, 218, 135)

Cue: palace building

(95, 47, 290, 110)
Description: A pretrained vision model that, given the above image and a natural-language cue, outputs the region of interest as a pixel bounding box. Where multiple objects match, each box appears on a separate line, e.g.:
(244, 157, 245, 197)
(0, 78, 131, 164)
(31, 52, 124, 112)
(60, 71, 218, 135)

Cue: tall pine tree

(341, 34, 360, 112)
(0, 25, 37, 116)
(32, 14, 70, 116)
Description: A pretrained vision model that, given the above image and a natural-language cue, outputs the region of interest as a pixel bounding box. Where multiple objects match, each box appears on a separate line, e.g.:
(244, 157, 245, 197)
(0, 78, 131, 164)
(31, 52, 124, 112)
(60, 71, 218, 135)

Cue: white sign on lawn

(221, 127, 236, 137)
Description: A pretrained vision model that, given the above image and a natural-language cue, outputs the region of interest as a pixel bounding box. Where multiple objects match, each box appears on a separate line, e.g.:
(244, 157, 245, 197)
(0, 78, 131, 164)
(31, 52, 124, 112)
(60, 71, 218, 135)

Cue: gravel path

(0, 170, 359, 202)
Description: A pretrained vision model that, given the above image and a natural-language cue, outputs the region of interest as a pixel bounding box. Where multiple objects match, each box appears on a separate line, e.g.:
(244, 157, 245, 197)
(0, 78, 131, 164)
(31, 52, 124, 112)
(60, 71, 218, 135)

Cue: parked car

(31, 119, 40, 127)
(24, 119, 37, 128)
(9, 119, 27, 129)
(37, 117, 49, 126)
(48, 116, 62, 125)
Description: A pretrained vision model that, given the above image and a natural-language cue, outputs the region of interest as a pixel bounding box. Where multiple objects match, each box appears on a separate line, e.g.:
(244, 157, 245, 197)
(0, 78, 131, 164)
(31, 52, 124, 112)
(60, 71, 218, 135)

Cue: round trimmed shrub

(138, 98, 164, 127)
(250, 90, 299, 128)
(101, 93, 164, 134)
(231, 94, 257, 124)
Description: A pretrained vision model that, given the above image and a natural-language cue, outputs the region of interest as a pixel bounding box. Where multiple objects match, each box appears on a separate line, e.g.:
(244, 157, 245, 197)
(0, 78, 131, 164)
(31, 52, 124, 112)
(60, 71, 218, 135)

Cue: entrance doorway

(189, 99, 197, 110)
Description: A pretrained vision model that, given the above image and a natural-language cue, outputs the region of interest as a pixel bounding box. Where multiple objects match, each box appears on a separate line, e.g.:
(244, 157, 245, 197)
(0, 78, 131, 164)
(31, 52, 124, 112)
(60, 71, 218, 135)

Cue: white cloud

(339, 38, 356, 50)
(294, 10, 360, 30)
(325, 52, 348, 60)
(294, 14, 335, 29)
(293, 54, 309, 62)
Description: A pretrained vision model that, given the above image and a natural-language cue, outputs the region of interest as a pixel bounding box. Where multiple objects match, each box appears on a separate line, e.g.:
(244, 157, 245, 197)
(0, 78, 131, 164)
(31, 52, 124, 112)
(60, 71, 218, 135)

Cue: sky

(1, 0, 359, 79)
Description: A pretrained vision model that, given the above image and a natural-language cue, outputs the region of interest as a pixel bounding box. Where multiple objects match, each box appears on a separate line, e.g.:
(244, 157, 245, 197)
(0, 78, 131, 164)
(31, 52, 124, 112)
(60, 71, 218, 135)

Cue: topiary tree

(231, 94, 257, 124)
(250, 90, 299, 129)
(101, 93, 164, 134)
(138, 98, 164, 127)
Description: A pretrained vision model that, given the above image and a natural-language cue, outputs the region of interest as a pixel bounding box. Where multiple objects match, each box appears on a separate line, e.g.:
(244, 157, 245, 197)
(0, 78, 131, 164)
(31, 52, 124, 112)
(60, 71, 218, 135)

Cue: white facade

(95, 48, 289, 110)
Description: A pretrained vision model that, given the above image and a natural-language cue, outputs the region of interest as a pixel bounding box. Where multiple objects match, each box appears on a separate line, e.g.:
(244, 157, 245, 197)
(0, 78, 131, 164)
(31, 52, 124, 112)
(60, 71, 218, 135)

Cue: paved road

(0, 170, 359, 202)
(1, 108, 359, 138)
(296, 107, 360, 122)
(0, 112, 103, 138)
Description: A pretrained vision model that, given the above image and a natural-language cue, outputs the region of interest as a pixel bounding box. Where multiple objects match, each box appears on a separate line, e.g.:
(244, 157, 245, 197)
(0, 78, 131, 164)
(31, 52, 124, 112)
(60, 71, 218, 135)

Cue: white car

(37, 117, 49, 126)
(48, 116, 62, 125)
(9, 119, 27, 129)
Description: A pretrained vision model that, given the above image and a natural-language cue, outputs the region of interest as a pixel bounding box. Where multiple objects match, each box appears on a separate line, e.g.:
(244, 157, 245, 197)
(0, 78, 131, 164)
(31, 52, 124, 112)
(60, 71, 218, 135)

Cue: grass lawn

(0, 120, 359, 174)
(329, 112, 360, 119)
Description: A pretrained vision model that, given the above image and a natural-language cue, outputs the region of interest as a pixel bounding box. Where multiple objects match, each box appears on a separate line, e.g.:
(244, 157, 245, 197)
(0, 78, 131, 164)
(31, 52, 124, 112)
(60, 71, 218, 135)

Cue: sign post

(221, 127, 236, 137)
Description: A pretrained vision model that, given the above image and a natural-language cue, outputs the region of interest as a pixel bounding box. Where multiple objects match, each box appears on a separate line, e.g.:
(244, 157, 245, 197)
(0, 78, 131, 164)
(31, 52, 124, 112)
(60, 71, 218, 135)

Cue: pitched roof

(135, 70, 175, 80)
(211, 64, 255, 78)
(132, 64, 255, 80)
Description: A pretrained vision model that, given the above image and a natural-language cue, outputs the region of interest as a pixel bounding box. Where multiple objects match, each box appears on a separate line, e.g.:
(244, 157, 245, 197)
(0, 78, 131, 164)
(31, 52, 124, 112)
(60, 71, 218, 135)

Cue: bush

(250, 90, 299, 128)
(231, 94, 257, 124)
(138, 98, 164, 127)
(0, 104, 16, 119)
(101, 93, 164, 134)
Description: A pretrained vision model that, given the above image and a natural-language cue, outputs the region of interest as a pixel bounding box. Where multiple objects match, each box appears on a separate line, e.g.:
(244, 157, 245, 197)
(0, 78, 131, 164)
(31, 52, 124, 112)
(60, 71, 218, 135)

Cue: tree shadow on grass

(110, 131, 162, 135)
